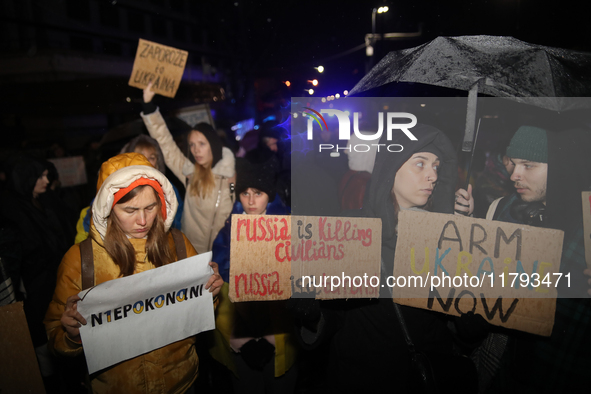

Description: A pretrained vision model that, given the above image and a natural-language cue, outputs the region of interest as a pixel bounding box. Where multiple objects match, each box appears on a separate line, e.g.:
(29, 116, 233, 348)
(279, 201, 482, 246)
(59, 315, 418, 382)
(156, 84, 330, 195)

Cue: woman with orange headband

(44, 153, 223, 393)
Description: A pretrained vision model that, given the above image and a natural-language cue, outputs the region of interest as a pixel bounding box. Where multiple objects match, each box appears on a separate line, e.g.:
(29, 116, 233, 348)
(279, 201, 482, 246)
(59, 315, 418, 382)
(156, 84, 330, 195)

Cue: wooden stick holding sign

(393, 210, 563, 337)
(582, 191, 591, 269)
(229, 215, 381, 302)
(128, 38, 188, 98)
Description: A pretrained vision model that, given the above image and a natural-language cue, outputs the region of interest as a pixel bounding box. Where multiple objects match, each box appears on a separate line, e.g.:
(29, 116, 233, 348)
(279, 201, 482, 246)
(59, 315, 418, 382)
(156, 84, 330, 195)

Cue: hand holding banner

(77, 252, 215, 374)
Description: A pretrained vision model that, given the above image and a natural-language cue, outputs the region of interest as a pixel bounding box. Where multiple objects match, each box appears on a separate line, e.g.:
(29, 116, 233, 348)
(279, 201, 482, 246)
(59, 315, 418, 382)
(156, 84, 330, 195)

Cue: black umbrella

(350, 35, 591, 110)
(349, 35, 591, 154)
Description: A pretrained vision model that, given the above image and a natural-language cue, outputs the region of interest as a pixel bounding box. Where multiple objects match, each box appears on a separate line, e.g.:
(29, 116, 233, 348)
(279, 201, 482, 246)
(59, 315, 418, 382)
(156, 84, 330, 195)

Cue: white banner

(77, 252, 215, 374)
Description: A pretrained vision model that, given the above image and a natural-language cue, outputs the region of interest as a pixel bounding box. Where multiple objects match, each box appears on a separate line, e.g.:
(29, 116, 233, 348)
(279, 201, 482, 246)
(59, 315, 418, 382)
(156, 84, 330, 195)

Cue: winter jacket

(487, 128, 591, 393)
(44, 153, 203, 394)
(141, 109, 235, 253)
(0, 156, 71, 346)
(302, 124, 460, 392)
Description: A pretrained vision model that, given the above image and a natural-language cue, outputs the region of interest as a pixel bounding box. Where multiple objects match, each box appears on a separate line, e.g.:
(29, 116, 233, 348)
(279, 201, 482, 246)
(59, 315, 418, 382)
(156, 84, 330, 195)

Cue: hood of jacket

(7, 156, 47, 199)
(92, 153, 178, 240)
(362, 123, 458, 251)
(182, 146, 235, 179)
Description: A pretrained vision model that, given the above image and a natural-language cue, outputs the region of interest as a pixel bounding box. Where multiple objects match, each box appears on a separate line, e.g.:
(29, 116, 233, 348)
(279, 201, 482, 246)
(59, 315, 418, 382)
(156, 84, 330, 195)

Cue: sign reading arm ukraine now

(77, 252, 215, 374)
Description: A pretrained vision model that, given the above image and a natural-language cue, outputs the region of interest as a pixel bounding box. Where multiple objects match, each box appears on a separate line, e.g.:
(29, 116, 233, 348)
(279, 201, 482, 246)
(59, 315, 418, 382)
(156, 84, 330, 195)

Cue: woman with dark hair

(296, 124, 479, 392)
(44, 153, 223, 393)
(0, 156, 71, 384)
(141, 83, 235, 253)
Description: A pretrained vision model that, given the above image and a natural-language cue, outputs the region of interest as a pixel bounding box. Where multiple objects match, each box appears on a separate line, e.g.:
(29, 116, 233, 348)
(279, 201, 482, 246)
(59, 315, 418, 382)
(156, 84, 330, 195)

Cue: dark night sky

(228, 0, 590, 96)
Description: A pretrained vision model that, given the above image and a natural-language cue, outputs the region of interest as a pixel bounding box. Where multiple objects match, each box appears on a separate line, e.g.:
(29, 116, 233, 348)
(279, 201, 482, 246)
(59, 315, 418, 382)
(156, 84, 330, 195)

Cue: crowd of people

(0, 81, 590, 394)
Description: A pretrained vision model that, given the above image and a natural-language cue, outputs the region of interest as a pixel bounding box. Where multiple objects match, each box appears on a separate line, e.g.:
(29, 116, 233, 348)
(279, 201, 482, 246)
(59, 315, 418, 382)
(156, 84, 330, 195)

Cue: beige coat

(141, 109, 235, 253)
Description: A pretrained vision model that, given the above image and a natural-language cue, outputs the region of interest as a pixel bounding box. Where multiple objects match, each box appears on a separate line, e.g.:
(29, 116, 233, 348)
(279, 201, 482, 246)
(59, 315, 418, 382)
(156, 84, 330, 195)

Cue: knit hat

(506, 126, 548, 163)
(235, 157, 277, 202)
(193, 122, 223, 167)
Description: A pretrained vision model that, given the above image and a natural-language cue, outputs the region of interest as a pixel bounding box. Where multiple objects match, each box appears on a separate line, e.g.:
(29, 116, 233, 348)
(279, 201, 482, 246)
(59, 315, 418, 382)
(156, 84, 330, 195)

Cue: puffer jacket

(141, 109, 235, 253)
(44, 153, 201, 394)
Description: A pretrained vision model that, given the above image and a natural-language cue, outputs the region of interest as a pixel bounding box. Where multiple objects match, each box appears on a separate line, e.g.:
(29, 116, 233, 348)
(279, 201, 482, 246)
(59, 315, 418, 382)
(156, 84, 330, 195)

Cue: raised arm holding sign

(128, 38, 188, 98)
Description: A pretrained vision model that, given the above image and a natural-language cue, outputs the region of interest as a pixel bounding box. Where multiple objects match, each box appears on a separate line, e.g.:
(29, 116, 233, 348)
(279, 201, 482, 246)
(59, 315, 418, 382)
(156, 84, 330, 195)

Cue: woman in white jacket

(140, 83, 235, 253)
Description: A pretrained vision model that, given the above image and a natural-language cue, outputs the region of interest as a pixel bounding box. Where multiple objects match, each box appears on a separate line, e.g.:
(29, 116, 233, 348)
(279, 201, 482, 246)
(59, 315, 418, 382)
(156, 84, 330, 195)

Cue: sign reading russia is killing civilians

(393, 210, 564, 336)
(128, 38, 188, 98)
(77, 253, 215, 374)
(229, 215, 381, 301)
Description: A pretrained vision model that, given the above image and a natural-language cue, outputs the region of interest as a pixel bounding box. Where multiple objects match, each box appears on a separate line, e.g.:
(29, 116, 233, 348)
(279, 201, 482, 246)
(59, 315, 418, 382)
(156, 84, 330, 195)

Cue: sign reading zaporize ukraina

(128, 38, 188, 98)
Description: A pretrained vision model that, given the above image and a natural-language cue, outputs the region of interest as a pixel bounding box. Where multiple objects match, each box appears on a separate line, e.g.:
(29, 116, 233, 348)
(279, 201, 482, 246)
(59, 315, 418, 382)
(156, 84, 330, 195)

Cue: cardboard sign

(229, 215, 292, 302)
(175, 104, 215, 130)
(128, 38, 188, 98)
(290, 216, 381, 299)
(0, 302, 45, 393)
(583, 192, 591, 269)
(229, 215, 381, 301)
(393, 210, 564, 337)
(77, 253, 215, 374)
(48, 156, 87, 187)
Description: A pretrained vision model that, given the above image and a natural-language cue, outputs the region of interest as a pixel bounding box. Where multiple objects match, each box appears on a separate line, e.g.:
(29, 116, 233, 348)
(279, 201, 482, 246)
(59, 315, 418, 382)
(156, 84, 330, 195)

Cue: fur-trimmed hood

(92, 153, 178, 240)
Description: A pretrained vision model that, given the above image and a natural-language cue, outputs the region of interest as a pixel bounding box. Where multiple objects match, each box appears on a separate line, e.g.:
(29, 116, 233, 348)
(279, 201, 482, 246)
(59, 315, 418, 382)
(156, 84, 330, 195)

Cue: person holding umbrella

(294, 124, 480, 392)
(454, 125, 591, 392)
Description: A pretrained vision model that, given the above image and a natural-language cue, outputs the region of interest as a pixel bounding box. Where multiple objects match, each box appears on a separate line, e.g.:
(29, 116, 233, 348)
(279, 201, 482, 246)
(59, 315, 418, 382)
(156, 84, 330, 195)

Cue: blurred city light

(308, 89, 314, 95)
(316, 66, 324, 73)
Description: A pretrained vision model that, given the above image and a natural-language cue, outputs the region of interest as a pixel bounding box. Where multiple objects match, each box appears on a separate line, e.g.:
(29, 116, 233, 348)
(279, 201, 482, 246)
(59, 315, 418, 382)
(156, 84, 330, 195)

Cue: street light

(316, 66, 324, 73)
(372, 6, 390, 45)
(368, 6, 389, 71)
